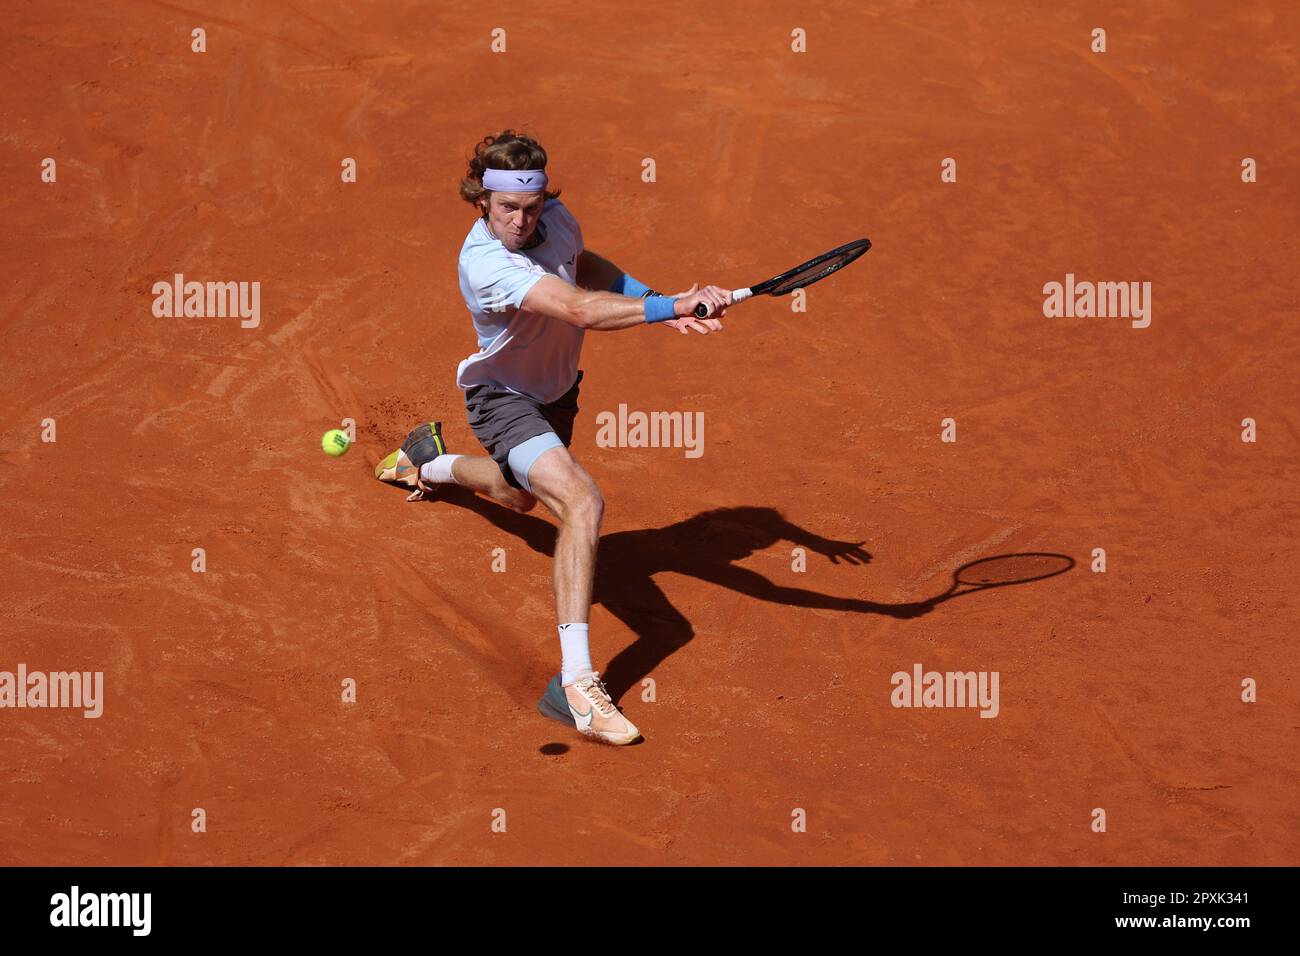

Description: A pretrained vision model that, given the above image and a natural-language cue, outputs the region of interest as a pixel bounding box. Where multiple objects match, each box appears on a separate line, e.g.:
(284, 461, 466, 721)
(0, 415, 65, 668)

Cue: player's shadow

(436, 490, 935, 702)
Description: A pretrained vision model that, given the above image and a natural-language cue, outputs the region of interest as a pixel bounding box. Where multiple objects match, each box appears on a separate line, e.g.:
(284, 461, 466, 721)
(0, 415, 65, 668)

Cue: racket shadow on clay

(895, 552, 1076, 616)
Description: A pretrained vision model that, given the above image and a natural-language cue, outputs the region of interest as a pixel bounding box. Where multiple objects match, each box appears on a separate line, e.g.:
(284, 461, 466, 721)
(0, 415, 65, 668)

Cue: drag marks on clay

(858, 6, 1005, 114)
(1050, 37, 1174, 131)
(285, 52, 416, 76)
(3, 548, 125, 583)
(144, 0, 334, 64)
(253, 775, 474, 866)
(152, 737, 212, 865)
(1091, 703, 1235, 798)
(296, 342, 366, 434)
(18, 347, 164, 427)
(704, 105, 771, 225)
(178, 276, 364, 420)
(260, 724, 474, 864)
(382, 561, 545, 709)
(282, 1, 350, 43)
(891, 524, 1022, 601)
(1088, 703, 1259, 845)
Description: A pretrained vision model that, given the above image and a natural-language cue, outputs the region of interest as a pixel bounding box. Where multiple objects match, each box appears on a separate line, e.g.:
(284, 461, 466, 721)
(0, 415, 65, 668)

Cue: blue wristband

(644, 295, 678, 323)
(610, 273, 654, 298)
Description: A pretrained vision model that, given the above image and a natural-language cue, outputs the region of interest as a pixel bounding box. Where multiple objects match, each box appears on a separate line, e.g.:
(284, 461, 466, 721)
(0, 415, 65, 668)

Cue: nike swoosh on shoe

(569, 704, 594, 730)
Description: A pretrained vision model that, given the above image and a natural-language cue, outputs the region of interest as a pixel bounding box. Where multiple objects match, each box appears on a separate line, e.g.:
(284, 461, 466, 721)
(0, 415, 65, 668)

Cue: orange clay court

(1, 1, 1297, 866)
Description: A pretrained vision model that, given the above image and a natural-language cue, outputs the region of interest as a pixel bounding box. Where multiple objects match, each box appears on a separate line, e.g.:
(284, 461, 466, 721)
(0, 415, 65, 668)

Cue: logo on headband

(482, 167, 548, 192)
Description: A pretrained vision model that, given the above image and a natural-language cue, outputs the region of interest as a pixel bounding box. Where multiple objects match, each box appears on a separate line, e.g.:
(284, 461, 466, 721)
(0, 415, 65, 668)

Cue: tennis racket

(693, 237, 871, 318)
(923, 553, 1074, 608)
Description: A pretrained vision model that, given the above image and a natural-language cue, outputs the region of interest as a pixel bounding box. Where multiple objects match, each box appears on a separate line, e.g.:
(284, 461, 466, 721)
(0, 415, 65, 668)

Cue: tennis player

(377, 130, 732, 745)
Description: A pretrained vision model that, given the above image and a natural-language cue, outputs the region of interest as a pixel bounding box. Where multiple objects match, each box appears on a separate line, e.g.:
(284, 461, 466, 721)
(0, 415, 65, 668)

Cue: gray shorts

(463, 370, 583, 491)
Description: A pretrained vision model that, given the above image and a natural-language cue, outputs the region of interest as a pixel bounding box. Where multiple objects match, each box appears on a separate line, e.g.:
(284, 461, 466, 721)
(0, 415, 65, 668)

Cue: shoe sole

(374, 449, 414, 483)
(537, 695, 575, 726)
(537, 694, 641, 746)
(375, 422, 447, 486)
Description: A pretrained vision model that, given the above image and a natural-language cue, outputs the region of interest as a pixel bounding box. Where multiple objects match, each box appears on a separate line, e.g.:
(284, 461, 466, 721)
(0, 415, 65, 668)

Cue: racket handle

(692, 287, 752, 318)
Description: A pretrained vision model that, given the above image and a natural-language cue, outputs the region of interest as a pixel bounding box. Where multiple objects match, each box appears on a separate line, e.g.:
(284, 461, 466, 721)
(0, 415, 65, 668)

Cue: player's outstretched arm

(522, 276, 729, 334)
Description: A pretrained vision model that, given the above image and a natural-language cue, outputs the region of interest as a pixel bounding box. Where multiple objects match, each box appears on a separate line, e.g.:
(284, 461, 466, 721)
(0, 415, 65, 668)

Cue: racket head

(952, 552, 1075, 589)
(752, 238, 871, 297)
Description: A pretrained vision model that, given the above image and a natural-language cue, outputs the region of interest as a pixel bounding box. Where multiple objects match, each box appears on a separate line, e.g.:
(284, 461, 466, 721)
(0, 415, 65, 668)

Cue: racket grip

(692, 288, 751, 318)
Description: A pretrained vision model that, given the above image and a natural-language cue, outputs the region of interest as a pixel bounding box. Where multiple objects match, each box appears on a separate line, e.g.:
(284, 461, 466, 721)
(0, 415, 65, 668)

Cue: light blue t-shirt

(456, 198, 585, 403)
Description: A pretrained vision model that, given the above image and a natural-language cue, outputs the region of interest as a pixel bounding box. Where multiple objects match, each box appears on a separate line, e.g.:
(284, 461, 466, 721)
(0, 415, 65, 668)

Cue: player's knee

(511, 491, 538, 514)
(569, 485, 604, 530)
(552, 476, 601, 526)
(528, 455, 601, 526)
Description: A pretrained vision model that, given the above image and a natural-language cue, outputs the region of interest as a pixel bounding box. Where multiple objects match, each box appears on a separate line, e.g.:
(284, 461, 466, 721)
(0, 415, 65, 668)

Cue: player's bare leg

(527, 445, 640, 744)
(526, 446, 602, 622)
(449, 454, 537, 513)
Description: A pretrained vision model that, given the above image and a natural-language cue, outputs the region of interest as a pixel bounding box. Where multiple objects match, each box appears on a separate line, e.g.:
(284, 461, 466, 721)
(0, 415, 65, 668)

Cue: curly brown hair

(458, 129, 561, 214)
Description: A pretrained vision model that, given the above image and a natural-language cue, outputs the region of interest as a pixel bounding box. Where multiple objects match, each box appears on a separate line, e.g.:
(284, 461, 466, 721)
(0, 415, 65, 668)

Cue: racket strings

(768, 252, 858, 295)
(954, 554, 1073, 587)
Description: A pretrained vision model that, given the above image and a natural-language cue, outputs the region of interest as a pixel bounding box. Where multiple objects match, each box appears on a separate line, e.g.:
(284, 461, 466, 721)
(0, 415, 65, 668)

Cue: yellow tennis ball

(321, 428, 350, 457)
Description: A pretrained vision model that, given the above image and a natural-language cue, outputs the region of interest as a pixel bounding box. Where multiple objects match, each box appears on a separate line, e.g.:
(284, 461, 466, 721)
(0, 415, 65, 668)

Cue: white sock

(419, 454, 462, 484)
(558, 623, 593, 685)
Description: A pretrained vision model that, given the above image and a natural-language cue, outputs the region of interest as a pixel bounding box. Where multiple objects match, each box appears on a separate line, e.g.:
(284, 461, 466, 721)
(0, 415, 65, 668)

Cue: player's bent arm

(575, 250, 625, 293)
(522, 275, 682, 331)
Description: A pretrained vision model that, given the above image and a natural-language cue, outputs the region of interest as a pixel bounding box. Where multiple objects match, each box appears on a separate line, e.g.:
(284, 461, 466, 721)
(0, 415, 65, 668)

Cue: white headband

(482, 167, 548, 192)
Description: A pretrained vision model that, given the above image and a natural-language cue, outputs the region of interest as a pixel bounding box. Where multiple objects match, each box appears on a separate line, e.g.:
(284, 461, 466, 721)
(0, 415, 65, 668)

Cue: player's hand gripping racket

(693, 237, 871, 318)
